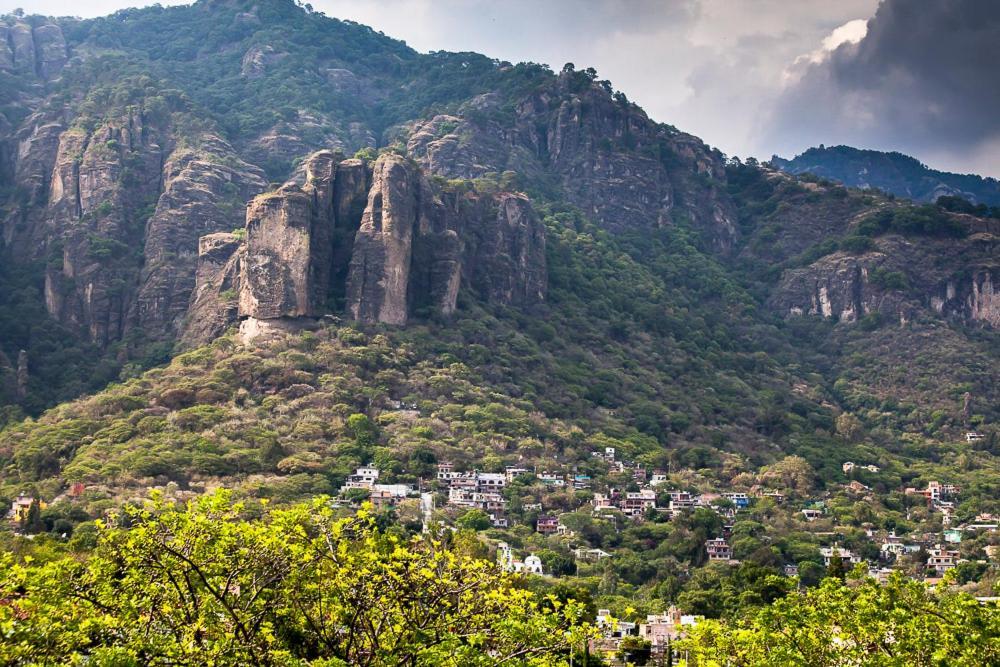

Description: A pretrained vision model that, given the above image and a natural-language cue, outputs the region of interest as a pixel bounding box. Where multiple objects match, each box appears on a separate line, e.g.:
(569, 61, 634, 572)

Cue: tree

(20, 499, 45, 535)
(456, 508, 492, 531)
(679, 575, 1000, 665)
(826, 554, 847, 581)
(0, 491, 594, 665)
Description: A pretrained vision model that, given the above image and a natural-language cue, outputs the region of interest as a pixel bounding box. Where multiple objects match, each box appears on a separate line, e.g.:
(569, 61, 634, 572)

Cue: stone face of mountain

(181, 232, 242, 347)
(0, 19, 67, 80)
(405, 71, 737, 253)
(183, 151, 547, 344)
(346, 154, 428, 325)
(136, 135, 266, 337)
(773, 145, 1000, 207)
(768, 211, 1000, 327)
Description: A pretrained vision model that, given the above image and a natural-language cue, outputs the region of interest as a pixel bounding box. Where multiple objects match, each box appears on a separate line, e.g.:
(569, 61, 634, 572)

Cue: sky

(4, 0, 999, 177)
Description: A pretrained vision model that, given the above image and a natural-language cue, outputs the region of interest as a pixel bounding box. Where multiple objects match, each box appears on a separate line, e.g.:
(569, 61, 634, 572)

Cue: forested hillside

(0, 1, 998, 664)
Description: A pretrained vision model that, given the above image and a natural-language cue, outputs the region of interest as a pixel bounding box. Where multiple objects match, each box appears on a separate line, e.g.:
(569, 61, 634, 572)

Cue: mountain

(772, 145, 1000, 207)
(1, 0, 999, 640)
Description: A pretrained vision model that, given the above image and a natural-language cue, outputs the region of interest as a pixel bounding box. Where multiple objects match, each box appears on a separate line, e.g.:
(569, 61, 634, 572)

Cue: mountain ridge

(772, 144, 1000, 207)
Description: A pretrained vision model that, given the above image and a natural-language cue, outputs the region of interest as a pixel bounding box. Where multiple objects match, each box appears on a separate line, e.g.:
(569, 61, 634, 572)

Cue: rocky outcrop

(137, 135, 266, 337)
(770, 252, 907, 324)
(240, 185, 318, 319)
(240, 44, 286, 78)
(33, 23, 68, 80)
(0, 20, 67, 80)
(181, 232, 243, 347)
(771, 220, 1000, 328)
(405, 69, 737, 252)
(346, 154, 427, 325)
(0, 25, 13, 70)
(43, 109, 164, 345)
(931, 270, 1000, 328)
(465, 192, 547, 306)
(239, 150, 341, 320)
(187, 151, 547, 343)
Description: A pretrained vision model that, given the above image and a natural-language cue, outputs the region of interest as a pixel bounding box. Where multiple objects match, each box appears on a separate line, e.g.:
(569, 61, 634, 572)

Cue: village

(6, 434, 998, 662)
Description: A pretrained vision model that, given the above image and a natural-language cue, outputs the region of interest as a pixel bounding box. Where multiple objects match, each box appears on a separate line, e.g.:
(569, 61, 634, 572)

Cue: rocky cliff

(404, 68, 737, 253)
(0, 18, 67, 80)
(768, 210, 1000, 328)
(186, 151, 547, 344)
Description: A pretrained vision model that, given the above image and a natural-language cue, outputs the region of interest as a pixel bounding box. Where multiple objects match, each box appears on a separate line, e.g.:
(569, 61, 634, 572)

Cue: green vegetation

(0, 491, 592, 665)
(682, 572, 999, 665)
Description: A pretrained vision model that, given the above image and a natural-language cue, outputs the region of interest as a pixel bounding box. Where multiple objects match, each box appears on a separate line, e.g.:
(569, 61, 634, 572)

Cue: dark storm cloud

(766, 0, 1000, 175)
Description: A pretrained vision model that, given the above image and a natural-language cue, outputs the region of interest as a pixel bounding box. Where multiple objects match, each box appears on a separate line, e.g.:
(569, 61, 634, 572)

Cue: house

(864, 464, 880, 473)
(7, 494, 42, 523)
(650, 470, 668, 486)
(847, 480, 871, 494)
(573, 547, 612, 561)
(638, 607, 702, 649)
(572, 474, 592, 489)
(592, 492, 616, 512)
(820, 546, 861, 567)
(504, 466, 530, 482)
(926, 545, 961, 575)
(944, 529, 963, 544)
(596, 609, 636, 639)
(497, 542, 544, 575)
(801, 508, 824, 521)
(537, 472, 565, 487)
(536, 515, 559, 535)
(437, 461, 456, 480)
(868, 566, 896, 584)
(723, 492, 750, 509)
(906, 481, 961, 503)
(367, 484, 413, 508)
(345, 466, 380, 489)
(842, 461, 856, 474)
(706, 537, 732, 561)
(783, 564, 799, 577)
(476, 473, 506, 492)
(966, 432, 985, 443)
(556, 523, 574, 537)
(622, 489, 657, 517)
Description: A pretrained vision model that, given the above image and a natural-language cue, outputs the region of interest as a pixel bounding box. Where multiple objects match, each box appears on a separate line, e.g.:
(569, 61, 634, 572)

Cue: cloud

(764, 0, 1000, 176)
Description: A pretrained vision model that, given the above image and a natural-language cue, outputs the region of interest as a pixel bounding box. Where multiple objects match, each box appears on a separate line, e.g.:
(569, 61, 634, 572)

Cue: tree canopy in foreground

(679, 572, 999, 666)
(0, 491, 592, 666)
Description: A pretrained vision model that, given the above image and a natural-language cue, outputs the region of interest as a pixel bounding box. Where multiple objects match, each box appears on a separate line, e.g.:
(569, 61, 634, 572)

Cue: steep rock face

(770, 252, 906, 324)
(8, 22, 35, 75)
(405, 72, 737, 252)
(329, 158, 370, 310)
(182, 232, 243, 347)
(33, 23, 68, 80)
(0, 20, 67, 80)
(770, 220, 1000, 328)
(0, 25, 13, 70)
(190, 152, 547, 340)
(466, 192, 547, 306)
(239, 185, 317, 319)
(44, 110, 164, 345)
(346, 154, 426, 325)
(137, 135, 266, 337)
(239, 150, 342, 320)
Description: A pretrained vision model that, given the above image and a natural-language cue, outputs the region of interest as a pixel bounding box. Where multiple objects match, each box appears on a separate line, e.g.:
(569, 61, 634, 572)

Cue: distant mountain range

(772, 145, 1000, 206)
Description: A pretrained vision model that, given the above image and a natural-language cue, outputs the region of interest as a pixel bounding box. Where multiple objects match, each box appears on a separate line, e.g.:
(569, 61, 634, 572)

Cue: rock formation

(181, 232, 243, 347)
(184, 151, 548, 345)
(0, 19, 67, 80)
(136, 135, 266, 337)
(405, 69, 737, 253)
(769, 217, 1000, 328)
(346, 154, 426, 325)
